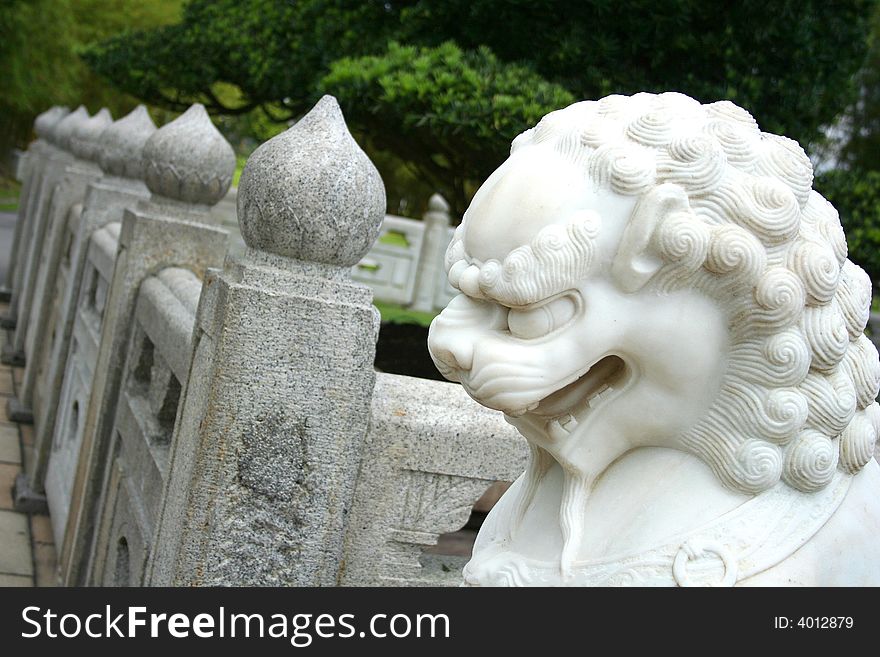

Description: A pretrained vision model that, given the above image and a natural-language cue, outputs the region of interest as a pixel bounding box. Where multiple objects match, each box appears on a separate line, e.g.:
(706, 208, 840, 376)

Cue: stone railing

(88, 266, 202, 585)
(213, 189, 458, 313)
(3, 99, 524, 587)
(342, 373, 526, 586)
(351, 204, 458, 311)
(44, 220, 120, 546)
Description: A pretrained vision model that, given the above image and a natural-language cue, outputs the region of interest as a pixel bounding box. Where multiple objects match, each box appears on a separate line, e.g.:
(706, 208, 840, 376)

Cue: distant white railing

(213, 188, 458, 313)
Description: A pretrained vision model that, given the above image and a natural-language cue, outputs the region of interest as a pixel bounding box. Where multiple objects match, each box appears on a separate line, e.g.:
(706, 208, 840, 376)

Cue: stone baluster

(2, 106, 83, 333)
(411, 193, 452, 312)
(9, 109, 114, 424)
(0, 106, 70, 303)
(146, 95, 385, 586)
(1, 107, 109, 367)
(12, 106, 158, 511)
(58, 104, 233, 585)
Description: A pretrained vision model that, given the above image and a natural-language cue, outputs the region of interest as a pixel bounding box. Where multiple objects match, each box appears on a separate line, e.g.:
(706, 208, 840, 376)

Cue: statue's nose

(427, 322, 474, 374)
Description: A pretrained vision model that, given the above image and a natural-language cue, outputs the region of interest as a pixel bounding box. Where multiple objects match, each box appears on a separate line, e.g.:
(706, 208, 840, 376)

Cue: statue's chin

(466, 447, 752, 585)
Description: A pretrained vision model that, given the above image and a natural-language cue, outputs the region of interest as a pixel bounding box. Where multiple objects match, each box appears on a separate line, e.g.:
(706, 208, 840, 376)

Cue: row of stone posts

(4, 96, 520, 586)
(61, 103, 233, 585)
(2, 100, 237, 583)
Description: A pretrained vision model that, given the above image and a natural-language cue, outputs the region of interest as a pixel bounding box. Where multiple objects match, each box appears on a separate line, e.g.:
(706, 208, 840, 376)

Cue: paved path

(0, 302, 57, 587)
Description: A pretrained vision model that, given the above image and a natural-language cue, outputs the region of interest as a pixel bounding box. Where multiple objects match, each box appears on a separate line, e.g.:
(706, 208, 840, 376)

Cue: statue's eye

(507, 294, 578, 339)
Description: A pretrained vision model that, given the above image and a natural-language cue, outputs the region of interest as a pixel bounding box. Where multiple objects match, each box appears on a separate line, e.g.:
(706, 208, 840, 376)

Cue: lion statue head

(427, 92, 880, 586)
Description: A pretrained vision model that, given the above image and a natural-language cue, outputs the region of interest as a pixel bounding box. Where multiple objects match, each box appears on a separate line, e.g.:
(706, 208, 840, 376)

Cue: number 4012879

(774, 617, 854, 629)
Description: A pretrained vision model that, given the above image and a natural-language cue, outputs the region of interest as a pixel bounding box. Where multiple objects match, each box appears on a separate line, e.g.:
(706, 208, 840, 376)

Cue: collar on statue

(465, 471, 852, 586)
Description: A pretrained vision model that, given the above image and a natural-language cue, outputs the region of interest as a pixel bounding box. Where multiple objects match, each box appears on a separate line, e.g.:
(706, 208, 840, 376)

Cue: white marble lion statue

(428, 92, 880, 586)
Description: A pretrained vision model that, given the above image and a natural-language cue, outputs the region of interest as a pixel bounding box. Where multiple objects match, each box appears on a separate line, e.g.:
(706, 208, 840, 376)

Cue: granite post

(2, 107, 86, 331)
(13, 107, 158, 511)
(9, 109, 113, 424)
(0, 106, 69, 303)
(58, 104, 233, 585)
(146, 95, 385, 586)
(1, 106, 92, 365)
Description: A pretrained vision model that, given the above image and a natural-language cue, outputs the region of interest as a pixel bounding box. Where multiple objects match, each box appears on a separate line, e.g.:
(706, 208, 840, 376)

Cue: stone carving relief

(389, 471, 490, 568)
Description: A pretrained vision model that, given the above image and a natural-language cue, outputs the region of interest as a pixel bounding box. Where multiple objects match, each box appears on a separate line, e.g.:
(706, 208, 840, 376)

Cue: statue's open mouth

(523, 355, 629, 434)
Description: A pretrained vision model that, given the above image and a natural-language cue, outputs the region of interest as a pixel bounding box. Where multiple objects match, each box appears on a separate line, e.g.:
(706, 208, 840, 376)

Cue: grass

(378, 230, 411, 248)
(232, 154, 248, 187)
(0, 174, 21, 211)
(373, 300, 437, 327)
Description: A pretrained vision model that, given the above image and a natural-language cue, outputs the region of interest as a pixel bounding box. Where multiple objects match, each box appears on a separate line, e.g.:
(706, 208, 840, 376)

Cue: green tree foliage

(835, 5, 880, 172)
(0, 0, 182, 166)
(323, 42, 575, 211)
(82, 0, 874, 214)
(0, 0, 77, 160)
(391, 0, 872, 145)
(809, 5, 880, 292)
(815, 169, 880, 290)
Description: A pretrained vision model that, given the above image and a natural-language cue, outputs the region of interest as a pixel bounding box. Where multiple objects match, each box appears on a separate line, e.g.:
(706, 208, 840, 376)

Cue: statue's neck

(511, 447, 751, 562)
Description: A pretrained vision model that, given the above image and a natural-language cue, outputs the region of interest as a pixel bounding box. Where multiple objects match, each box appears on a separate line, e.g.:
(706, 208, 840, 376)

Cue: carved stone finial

(70, 108, 113, 162)
(50, 106, 90, 151)
(98, 105, 157, 179)
(142, 103, 235, 205)
(237, 95, 386, 267)
(428, 193, 450, 214)
(34, 106, 70, 139)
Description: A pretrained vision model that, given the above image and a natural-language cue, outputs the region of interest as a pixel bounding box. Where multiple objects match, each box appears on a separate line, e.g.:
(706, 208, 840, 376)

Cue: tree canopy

(829, 3, 880, 172)
(79, 0, 876, 214)
(0, 0, 182, 167)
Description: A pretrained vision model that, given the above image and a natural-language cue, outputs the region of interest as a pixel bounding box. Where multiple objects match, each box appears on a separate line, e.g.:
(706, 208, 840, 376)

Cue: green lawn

(232, 154, 248, 187)
(0, 174, 21, 211)
(377, 230, 410, 248)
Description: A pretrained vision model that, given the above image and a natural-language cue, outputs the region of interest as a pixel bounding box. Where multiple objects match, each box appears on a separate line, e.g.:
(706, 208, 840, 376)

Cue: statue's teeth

(589, 385, 612, 406)
(559, 414, 578, 430)
(548, 419, 569, 441)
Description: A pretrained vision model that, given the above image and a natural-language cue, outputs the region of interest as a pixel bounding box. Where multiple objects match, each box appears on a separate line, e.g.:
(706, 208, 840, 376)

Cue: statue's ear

(611, 183, 690, 293)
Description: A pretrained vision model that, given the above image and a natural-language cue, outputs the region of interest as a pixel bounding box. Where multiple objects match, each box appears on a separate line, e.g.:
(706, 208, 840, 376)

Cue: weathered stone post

(12, 106, 158, 511)
(2, 106, 83, 333)
(146, 95, 385, 586)
(0, 106, 69, 302)
(411, 193, 452, 312)
(10, 109, 114, 424)
(58, 104, 233, 585)
(2, 107, 109, 367)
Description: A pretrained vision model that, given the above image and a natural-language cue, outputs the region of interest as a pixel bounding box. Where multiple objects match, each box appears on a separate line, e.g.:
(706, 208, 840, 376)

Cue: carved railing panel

(341, 372, 528, 586)
(44, 225, 119, 546)
(88, 267, 201, 585)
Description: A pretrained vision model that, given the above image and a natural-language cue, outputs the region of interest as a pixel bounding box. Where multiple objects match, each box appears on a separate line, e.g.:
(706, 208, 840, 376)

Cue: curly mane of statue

(447, 92, 879, 493)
